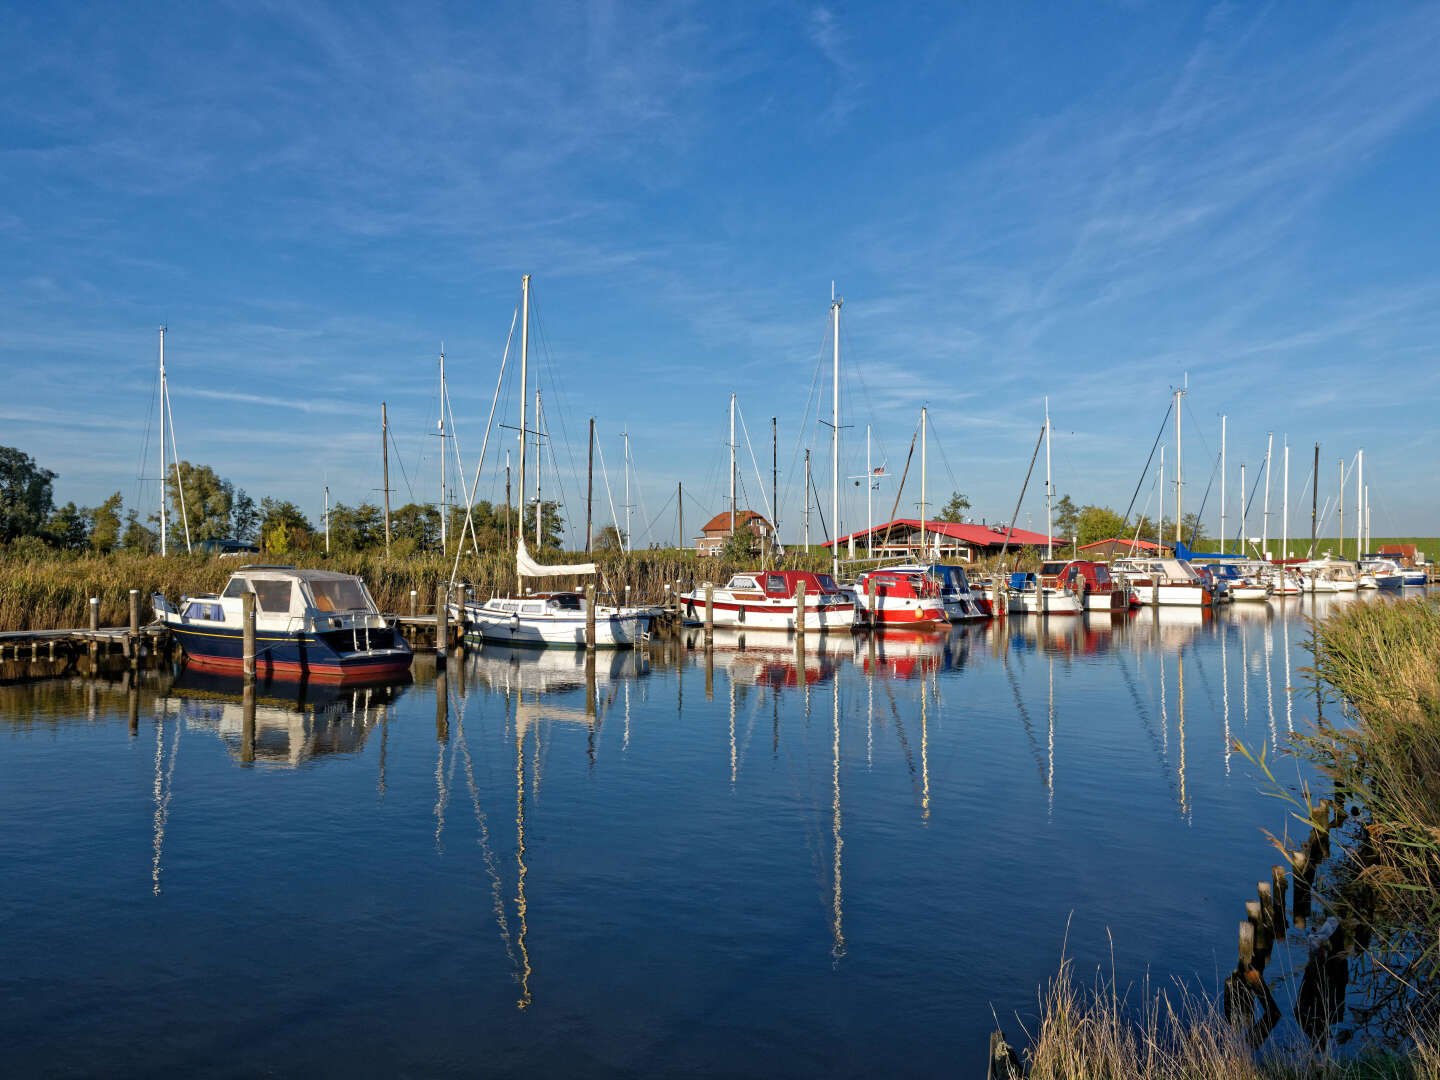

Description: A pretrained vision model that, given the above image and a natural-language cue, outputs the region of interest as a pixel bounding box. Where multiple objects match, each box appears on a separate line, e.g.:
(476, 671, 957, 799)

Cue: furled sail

(516, 539, 596, 578)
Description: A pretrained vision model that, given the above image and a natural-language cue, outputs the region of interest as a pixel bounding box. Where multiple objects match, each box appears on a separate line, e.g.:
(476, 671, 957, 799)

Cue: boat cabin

(856, 569, 939, 601)
(1038, 560, 1116, 592)
(722, 570, 846, 597)
(183, 566, 390, 632)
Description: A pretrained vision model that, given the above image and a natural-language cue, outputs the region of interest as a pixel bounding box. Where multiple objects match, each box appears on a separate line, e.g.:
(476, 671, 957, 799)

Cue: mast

(1262, 432, 1273, 559)
(866, 426, 872, 557)
(623, 429, 632, 555)
(505, 450, 512, 553)
(1338, 459, 1344, 556)
(534, 388, 542, 548)
(519, 274, 530, 556)
(1238, 465, 1246, 553)
(585, 417, 594, 555)
(1356, 449, 1364, 560)
(158, 327, 168, 557)
(1220, 414, 1227, 555)
(1364, 485, 1370, 554)
(324, 485, 331, 554)
(729, 393, 736, 540)
(1044, 396, 1052, 559)
(1310, 442, 1319, 558)
(382, 401, 391, 556)
(439, 345, 447, 555)
(831, 291, 842, 581)
(677, 481, 683, 551)
(1174, 387, 1183, 547)
(1158, 444, 1164, 554)
(771, 417, 778, 558)
(920, 406, 928, 560)
(1282, 439, 1290, 563)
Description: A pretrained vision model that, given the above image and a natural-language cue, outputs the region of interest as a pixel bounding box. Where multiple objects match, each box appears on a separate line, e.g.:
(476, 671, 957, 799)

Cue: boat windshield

(309, 578, 372, 613)
(815, 574, 838, 592)
(1039, 562, 1067, 576)
(549, 594, 582, 611)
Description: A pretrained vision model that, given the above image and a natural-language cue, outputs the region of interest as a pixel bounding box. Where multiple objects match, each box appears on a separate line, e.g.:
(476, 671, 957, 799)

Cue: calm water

(0, 596, 1369, 1076)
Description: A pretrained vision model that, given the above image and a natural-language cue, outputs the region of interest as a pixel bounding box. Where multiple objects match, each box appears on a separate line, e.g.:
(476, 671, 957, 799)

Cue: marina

(0, 589, 1403, 1074)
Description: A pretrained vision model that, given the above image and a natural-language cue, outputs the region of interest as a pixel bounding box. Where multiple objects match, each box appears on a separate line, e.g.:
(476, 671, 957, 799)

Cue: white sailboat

(457, 275, 652, 648)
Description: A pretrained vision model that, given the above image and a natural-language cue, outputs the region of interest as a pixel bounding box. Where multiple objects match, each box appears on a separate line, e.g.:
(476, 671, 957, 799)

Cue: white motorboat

(1110, 558, 1219, 606)
(679, 570, 857, 631)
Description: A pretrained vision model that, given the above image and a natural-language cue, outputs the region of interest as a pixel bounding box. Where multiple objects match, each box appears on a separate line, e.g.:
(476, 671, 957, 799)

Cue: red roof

(824, 518, 1055, 549)
(697, 509, 771, 535)
(1079, 537, 1167, 552)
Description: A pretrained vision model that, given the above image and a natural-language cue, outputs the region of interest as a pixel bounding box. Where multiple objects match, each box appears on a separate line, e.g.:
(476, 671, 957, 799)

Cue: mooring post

(409, 589, 418, 617)
(866, 575, 877, 629)
(435, 584, 448, 666)
(795, 581, 807, 635)
(585, 583, 597, 650)
(585, 651, 597, 717)
(128, 683, 140, 737)
(704, 583, 714, 641)
(704, 638, 714, 701)
(128, 588, 140, 663)
(1238, 920, 1255, 971)
(435, 670, 449, 743)
(1271, 866, 1289, 940)
(242, 591, 256, 680)
(88, 596, 99, 662)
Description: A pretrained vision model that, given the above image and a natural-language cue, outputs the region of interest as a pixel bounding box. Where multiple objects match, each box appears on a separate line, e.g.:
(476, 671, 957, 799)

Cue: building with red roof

(822, 518, 1056, 562)
(695, 509, 775, 557)
(1078, 537, 1172, 558)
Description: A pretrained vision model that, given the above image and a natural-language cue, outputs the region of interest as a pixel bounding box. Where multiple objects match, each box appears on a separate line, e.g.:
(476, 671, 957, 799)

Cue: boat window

(221, 578, 250, 599)
(183, 602, 224, 621)
(252, 579, 294, 613)
(308, 577, 370, 613)
(731, 577, 758, 590)
(816, 574, 836, 591)
(500, 602, 518, 613)
(1093, 566, 1111, 586)
(1040, 562, 1066, 575)
(521, 603, 543, 615)
(551, 594, 582, 611)
(764, 574, 786, 594)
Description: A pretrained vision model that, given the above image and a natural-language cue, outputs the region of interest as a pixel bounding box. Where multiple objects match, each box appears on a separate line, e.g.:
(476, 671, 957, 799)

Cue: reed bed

(1009, 957, 1438, 1078)
(0, 546, 833, 631)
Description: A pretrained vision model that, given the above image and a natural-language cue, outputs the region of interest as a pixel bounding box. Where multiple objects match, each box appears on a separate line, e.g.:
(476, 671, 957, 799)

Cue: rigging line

(638, 488, 677, 545)
(625, 435, 654, 548)
(734, 401, 776, 525)
(997, 425, 1047, 562)
(538, 398, 578, 547)
(451, 301, 518, 586)
(783, 316, 834, 529)
(807, 466, 829, 543)
(876, 419, 920, 554)
(1181, 397, 1215, 461)
(1233, 460, 1267, 547)
(593, 428, 623, 544)
(1185, 447, 1223, 548)
(929, 422, 964, 508)
(133, 367, 161, 520)
(1118, 400, 1174, 537)
(530, 297, 586, 542)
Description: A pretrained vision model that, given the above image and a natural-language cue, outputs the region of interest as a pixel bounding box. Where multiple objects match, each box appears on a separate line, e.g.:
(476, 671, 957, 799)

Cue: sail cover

(516, 539, 597, 578)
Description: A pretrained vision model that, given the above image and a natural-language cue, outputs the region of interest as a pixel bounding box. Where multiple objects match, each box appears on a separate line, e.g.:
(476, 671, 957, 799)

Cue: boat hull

(165, 621, 413, 681)
(679, 592, 856, 631)
(461, 606, 650, 647)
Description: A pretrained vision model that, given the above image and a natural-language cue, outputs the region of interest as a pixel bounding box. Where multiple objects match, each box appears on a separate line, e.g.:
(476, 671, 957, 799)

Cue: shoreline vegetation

(994, 597, 1440, 1078)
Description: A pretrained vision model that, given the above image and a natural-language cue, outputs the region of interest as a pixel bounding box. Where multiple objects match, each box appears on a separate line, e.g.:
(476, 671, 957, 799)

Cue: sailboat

(456, 276, 652, 648)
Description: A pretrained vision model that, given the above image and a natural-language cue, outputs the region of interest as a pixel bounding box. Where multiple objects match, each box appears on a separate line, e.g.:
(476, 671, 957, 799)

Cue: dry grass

(0, 546, 833, 631)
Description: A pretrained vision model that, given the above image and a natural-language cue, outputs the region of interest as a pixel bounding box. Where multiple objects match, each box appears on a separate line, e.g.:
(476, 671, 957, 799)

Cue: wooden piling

(586, 583, 597, 650)
(435, 670, 449, 742)
(241, 680, 256, 763)
(88, 597, 99, 661)
(242, 591, 256, 679)
(1271, 866, 1288, 940)
(704, 584, 714, 640)
(795, 581, 806, 635)
(1238, 920, 1255, 970)
(128, 684, 139, 737)
(409, 589, 418, 617)
(435, 584, 448, 666)
(128, 589, 140, 663)
(866, 576, 877, 629)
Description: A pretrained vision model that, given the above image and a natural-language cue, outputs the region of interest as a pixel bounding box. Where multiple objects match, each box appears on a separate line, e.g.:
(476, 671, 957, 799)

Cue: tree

(1179, 512, 1208, 551)
(592, 524, 626, 552)
(527, 500, 565, 551)
(88, 492, 124, 552)
(392, 502, 441, 550)
(122, 509, 157, 553)
(721, 528, 756, 560)
(1054, 494, 1079, 540)
(1075, 505, 1129, 547)
(231, 488, 259, 542)
(166, 461, 235, 543)
(935, 491, 971, 523)
(0, 446, 56, 543)
(258, 498, 312, 552)
(329, 502, 385, 551)
(46, 501, 90, 550)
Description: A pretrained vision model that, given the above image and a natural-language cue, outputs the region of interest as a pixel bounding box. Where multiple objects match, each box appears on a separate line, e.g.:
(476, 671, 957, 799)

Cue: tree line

(0, 446, 565, 555)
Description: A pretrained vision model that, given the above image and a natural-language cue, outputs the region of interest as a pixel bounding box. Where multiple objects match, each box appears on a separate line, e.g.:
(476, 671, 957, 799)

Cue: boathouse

(823, 519, 1055, 562)
(1078, 537, 1172, 559)
(695, 510, 775, 557)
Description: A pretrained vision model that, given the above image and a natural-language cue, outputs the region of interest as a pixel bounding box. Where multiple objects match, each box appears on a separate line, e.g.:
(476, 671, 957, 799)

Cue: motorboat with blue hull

(155, 566, 413, 682)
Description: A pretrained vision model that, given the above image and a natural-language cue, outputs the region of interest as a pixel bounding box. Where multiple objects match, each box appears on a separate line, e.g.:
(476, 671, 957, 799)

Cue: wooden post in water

(704, 584, 714, 641)
(128, 683, 139, 737)
(128, 589, 140, 664)
(435, 584, 448, 667)
(585, 583, 597, 650)
(88, 596, 99, 662)
(1271, 865, 1288, 940)
(866, 576, 877, 629)
(704, 639, 714, 701)
(435, 670, 448, 743)
(409, 589, 418, 617)
(585, 651, 597, 717)
(795, 580, 807, 635)
(242, 591, 256, 679)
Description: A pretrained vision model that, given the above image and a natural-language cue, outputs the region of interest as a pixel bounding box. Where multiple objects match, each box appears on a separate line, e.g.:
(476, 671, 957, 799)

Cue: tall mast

(1158, 444, 1164, 553)
(439, 345, 447, 556)
(866, 425, 872, 557)
(324, 485, 331, 554)
(505, 450, 512, 552)
(623, 429, 632, 554)
(771, 417, 778, 556)
(831, 291, 842, 581)
(534, 388, 542, 548)
(677, 481, 683, 551)
(519, 274, 530, 554)
(1220, 414, 1227, 555)
(1044, 396, 1052, 559)
(158, 327, 168, 557)
(585, 417, 594, 555)
(382, 401, 391, 556)
(1338, 459, 1344, 556)
(1364, 485, 1370, 553)
(1262, 433, 1273, 559)
(729, 393, 736, 539)
(804, 450, 811, 549)
(1310, 442, 1319, 558)
(1174, 386, 1183, 546)
(1239, 465, 1246, 553)
(1282, 439, 1290, 563)
(920, 406, 928, 560)
(1356, 449, 1364, 560)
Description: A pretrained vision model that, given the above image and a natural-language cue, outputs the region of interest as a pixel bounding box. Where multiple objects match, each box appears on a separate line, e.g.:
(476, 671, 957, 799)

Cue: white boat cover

(516, 539, 596, 578)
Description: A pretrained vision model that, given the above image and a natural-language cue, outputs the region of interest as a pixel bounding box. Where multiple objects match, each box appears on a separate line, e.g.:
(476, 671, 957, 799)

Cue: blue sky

(3, 1, 1438, 547)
